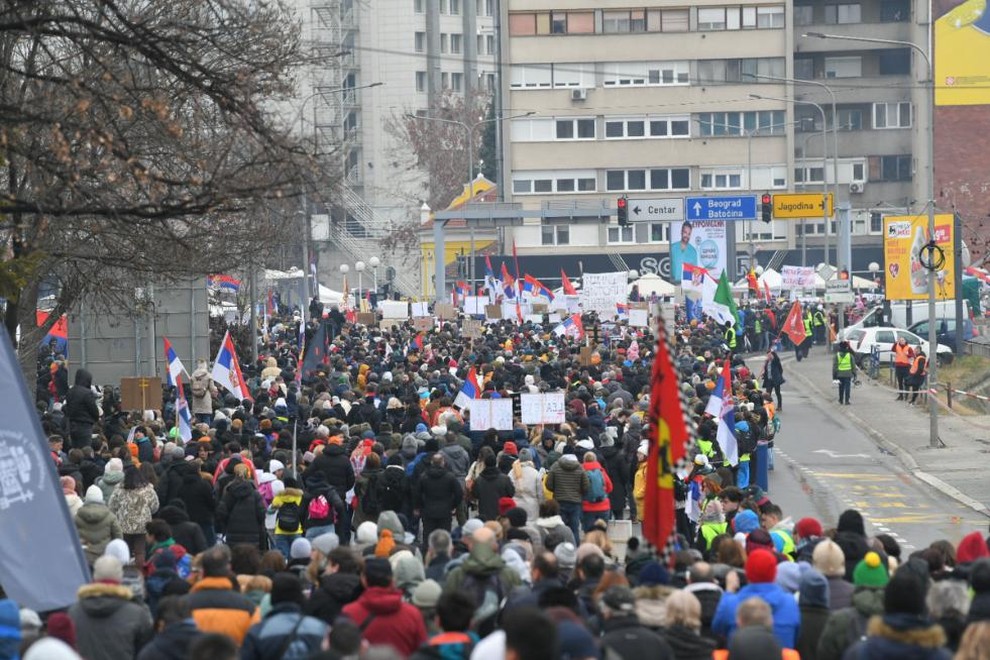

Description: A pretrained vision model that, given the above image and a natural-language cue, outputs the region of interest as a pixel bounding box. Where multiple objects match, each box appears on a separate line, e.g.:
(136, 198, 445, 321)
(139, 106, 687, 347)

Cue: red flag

(763, 280, 772, 304)
(561, 268, 578, 295)
(644, 316, 691, 560)
(747, 267, 759, 293)
(780, 301, 807, 346)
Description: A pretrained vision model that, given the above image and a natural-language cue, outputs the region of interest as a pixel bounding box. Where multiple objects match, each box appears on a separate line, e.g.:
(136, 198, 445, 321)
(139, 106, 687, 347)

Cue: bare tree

(0, 0, 328, 387)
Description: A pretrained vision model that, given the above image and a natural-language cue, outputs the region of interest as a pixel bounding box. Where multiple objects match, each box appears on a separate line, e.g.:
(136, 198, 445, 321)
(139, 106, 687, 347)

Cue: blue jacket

(712, 582, 800, 648)
(241, 603, 329, 660)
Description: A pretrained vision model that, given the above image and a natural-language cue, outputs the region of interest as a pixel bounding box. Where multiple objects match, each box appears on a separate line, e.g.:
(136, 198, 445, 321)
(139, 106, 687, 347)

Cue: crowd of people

(15, 298, 990, 660)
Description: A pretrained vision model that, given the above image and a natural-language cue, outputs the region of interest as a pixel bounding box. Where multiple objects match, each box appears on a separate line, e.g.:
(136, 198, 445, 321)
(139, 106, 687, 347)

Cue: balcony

(795, 21, 916, 53)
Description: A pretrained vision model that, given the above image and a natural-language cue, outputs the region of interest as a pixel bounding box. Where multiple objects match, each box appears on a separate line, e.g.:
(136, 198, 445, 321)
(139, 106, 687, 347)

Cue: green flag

(708, 270, 739, 327)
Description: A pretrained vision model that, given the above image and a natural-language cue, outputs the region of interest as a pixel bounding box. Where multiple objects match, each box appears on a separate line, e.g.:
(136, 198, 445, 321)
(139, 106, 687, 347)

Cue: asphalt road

(760, 355, 987, 553)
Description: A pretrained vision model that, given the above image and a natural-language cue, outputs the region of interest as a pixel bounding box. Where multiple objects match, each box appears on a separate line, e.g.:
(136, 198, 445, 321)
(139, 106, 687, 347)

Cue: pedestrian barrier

(932, 381, 990, 407)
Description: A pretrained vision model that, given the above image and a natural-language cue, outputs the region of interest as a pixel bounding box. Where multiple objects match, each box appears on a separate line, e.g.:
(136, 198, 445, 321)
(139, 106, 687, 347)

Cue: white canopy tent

(630, 273, 676, 297)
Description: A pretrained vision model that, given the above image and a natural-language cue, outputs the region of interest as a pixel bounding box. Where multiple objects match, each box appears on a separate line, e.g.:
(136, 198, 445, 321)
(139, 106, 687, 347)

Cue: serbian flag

(780, 301, 807, 346)
(643, 316, 691, 555)
(554, 313, 584, 340)
(512, 239, 521, 279)
(523, 275, 555, 301)
(208, 274, 241, 292)
(703, 359, 738, 466)
(163, 337, 192, 442)
(747, 267, 759, 293)
(453, 367, 482, 409)
(211, 331, 251, 402)
(163, 337, 187, 387)
(561, 269, 578, 295)
(411, 332, 425, 351)
(455, 280, 471, 299)
(501, 264, 516, 299)
(616, 302, 630, 319)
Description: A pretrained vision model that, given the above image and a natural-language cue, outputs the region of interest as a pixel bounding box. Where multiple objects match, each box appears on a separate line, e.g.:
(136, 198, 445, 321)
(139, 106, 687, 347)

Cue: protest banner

(380, 300, 409, 319)
(411, 302, 430, 317)
(781, 265, 815, 289)
(412, 317, 434, 332)
(469, 399, 514, 431)
(580, 272, 628, 317)
(520, 392, 566, 425)
(463, 319, 484, 338)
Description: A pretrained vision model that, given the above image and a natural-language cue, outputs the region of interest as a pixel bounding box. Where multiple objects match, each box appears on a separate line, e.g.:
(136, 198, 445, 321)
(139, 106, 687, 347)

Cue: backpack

(257, 481, 275, 507)
(584, 468, 607, 503)
(361, 473, 382, 517)
(736, 427, 757, 455)
(276, 501, 302, 533)
(460, 573, 507, 637)
(307, 495, 331, 522)
(378, 468, 406, 512)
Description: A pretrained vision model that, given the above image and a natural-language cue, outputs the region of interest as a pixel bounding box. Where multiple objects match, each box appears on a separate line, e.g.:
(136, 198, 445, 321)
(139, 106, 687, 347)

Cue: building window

(871, 155, 912, 181)
(477, 0, 493, 17)
(603, 61, 689, 87)
(551, 63, 594, 88)
(878, 49, 911, 75)
(853, 162, 865, 180)
(873, 102, 911, 129)
(450, 34, 462, 54)
(603, 116, 690, 139)
(510, 64, 552, 88)
(880, 0, 910, 21)
(603, 9, 647, 33)
(793, 4, 814, 25)
(439, 0, 447, 13)
(794, 58, 815, 80)
(825, 56, 862, 78)
(606, 168, 689, 191)
(700, 170, 744, 190)
(836, 108, 863, 130)
(486, 35, 495, 55)
(870, 212, 884, 233)
(440, 34, 449, 54)
(451, 72, 463, 92)
(541, 225, 571, 245)
(441, 72, 449, 89)
(697, 111, 786, 136)
(698, 5, 784, 30)
(414, 32, 426, 53)
(514, 171, 596, 194)
(649, 223, 671, 242)
(555, 118, 596, 140)
(509, 11, 593, 35)
(825, 3, 861, 24)
(757, 6, 786, 27)
(697, 57, 785, 84)
(608, 225, 636, 243)
(794, 165, 825, 184)
(415, 71, 426, 92)
(511, 118, 555, 142)
(415, 0, 424, 13)
(647, 8, 689, 32)
(449, 0, 460, 15)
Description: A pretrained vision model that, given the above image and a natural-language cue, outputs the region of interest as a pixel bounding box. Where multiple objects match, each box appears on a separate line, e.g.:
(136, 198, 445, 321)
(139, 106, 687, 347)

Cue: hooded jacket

(712, 581, 801, 648)
(509, 459, 543, 522)
(135, 619, 203, 660)
(834, 510, 870, 581)
(189, 366, 215, 415)
(241, 603, 329, 660)
(107, 483, 159, 535)
(156, 505, 208, 556)
(186, 576, 261, 645)
(546, 455, 590, 504)
(305, 571, 363, 624)
(470, 465, 515, 521)
(415, 463, 463, 520)
(177, 463, 216, 525)
(601, 444, 630, 513)
(96, 470, 124, 504)
(661, 624, 716, 660)
(216, 479, 266, 547)
(68, 582, 155, 660)
(443, 541, 522, 598)
(305, 443, 355, 498)
(797, 570, 831, 660)
(440, 442, 471, 481)
(816, 586, 886, 660)
(341, 586, 428, 657)
(64, 369, 100, 428)
(581, 459, 613, 513)
(601, 615, 675, 660)
(843, 614, 951, 660)
(75, 501, 123, 565)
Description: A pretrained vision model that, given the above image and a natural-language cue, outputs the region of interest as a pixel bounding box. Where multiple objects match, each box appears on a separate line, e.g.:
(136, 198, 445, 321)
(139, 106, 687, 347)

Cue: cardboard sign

(579, 346, 594, 367)
(435, 303, 457, 319)
(532, 303, 549, 314)
(412, 317, 434, 332)
(469, 399, 514, 431)
(380, 319, 406, 330)
(356, 312, 377, 327)
(520, 392, 566, 425)
(462, 296, 485, 315)
(463, 319, 484, 338)
(121, 377, 163, 412)
(525, 314, 543, 324)
(485, 305, 502, 319)
(629, 308, 649, 327)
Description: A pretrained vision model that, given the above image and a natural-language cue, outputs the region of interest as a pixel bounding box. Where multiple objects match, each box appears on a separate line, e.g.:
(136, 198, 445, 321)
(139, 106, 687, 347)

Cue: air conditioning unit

(570, 88, 588, 101)
(849, 182, 865, 194)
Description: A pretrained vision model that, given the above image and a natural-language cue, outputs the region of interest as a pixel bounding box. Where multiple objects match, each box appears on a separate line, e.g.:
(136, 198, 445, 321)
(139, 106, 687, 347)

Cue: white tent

(630, 272, 676, 297)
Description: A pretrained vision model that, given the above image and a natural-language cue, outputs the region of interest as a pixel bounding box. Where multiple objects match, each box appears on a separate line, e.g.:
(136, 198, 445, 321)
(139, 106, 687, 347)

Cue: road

(760, 355, 987, 553)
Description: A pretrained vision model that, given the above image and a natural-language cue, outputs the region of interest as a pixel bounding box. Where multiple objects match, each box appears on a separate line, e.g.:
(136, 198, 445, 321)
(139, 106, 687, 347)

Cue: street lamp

(369, 256, 381, 293)
(869, 261, 880, 290)
(804, 31, 939, 448)
(355, 260, 365, 303)
(751, 94, 831, 271)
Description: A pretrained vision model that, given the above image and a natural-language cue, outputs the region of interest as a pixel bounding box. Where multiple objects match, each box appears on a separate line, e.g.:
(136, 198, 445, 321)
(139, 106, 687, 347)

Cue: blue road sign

(685, 195, 757, 221)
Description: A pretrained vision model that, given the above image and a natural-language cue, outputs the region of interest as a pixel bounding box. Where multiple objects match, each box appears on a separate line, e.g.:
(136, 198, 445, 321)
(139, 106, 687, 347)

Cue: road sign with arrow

(772, 193, 834, 219)
(625, 198, 684, 223)
(685, 196, 757, 221)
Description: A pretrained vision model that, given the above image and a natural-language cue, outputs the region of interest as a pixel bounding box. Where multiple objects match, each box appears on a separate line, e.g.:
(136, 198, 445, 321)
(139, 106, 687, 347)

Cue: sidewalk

(779, 347, 990, 519)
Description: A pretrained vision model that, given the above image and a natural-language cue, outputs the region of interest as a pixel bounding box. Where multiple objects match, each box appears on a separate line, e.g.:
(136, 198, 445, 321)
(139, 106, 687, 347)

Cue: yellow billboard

(883, 214, 955, 301)
(935, 1, 990, 106)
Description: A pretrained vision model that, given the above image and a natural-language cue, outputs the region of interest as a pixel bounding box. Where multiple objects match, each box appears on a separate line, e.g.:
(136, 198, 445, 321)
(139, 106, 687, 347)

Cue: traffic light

(761, 193, 772, 224)
(617, 196, 629, 226)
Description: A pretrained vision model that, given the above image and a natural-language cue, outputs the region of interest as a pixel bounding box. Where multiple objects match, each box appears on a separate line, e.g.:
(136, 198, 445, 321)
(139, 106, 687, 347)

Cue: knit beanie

(812, 539, 846, 578)
(733, 509, 760, 534)
(289, 537, 312, 560)
(84, 485, 104, 504)
(794, 517, 823, 540)
(745, 548, 778, 584)
(884, 568, 927, 615)
(957, 531, 990, 564)
(45, 612, 76, 649)
(853, 551, 890, 588)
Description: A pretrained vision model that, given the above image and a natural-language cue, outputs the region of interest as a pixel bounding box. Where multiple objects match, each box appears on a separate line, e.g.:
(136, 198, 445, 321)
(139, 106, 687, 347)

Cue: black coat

(64, 369, 100, 427)
(216, 479, 265, 547)
(304, 572, 363, 624)
(660, 624, 716, 660)
(602, 617, 675, 660)
(415, 465, 463, 520)
(470, 466, 514, 521)
(601, 445, 628, 514)
(177, 468, 216, 525)
(305, 444, 355, 498)
(156, 505, 208, 556)
(156, 461, 188, 508)
(136, 621, 204, 660)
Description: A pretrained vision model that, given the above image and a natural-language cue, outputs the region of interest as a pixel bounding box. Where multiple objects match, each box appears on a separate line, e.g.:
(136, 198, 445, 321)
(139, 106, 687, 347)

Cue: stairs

(608, 252, 630, 273)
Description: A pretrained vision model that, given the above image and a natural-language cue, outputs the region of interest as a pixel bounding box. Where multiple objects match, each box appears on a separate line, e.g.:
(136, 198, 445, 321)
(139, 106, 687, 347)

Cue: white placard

(380, 300, 410, 318)
(581, 272, 628, 317)
(502, 301, 531, 320)
(411, 302, 430, 317)
(548, 313, 561, 323)
(525, 314, 543, 324)
(469, 399, 514, 431)
(781, 265, 815, 289)
(463, 296, 486, 315)
(629, 308, 650, 327)
(520, 392, 566, 425)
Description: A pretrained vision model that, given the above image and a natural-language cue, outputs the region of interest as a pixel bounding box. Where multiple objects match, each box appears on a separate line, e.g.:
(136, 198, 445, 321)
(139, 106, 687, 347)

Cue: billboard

(670, 220, 727, 321)
(882, 214, 955, 300)
(935, 2, 990, 106)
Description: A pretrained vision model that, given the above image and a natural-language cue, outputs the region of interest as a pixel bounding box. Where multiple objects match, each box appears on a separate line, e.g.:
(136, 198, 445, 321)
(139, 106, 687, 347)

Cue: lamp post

(369, 256, 380, 294)
(339, 264, 349, 308)
(805, 31, 938, 448)
(869, 261, 880, 291)
(355, 260, 365, 305)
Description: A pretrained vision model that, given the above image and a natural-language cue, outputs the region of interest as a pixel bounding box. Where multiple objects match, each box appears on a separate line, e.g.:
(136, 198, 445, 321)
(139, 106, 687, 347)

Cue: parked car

(907, 317, 974, 350)
(843, 326, 954, 368)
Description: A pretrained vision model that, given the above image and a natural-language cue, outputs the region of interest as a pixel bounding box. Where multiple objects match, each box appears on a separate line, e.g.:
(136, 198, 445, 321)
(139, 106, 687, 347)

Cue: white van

(840, 300, 970, 342)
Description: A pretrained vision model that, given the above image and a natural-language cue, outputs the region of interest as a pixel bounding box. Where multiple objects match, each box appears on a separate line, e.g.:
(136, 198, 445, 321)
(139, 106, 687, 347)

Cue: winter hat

(554, 542, 577, 570)
(799, 569, 831, 609)
(745, 548, 778, 584)
(576, 543, 605, 565)
(92, 555, 124, 583)
(19, 608, 41, 635)
(268, 459, 285, 473)
(377, 510, 405, 538)
(884, 567, 927, 615)
(462, 519, 484, 536)
(505, 508, 528, 528)
(853, 551, 890, 588)
(638, 561, 671, 586)
(601, 586, 637, 614)
(60, 476, 76, 495)
(411, 579, 442, 608)
(46, 612, 76, 649)
(700, 499, 724, 524)
(745, 529, 775, 555)
(775, 561, 805, 594)
(733, 509, 760, 534)
(957, 531, 990, 564)
(105, 458, 123, 474)
(84, 485, 104, 504)
(557, 620, 598, 660)
(812, 540, 846, 578)
(518, 448, 533, 462)
(363, 557, 393, 584)
(311, 533, 340, 556)
(356, 521, 379, 546)
(837, 509, 866, 537)
(391, 550, 425, 591)
(794, 517, 823, 540)
(289, 537, 312, 560)
(970, 558, 990, 593)
(498, 497, 517, 517)
(23, 638, 80, 660)
(0, 600, 18, 642)
(103, 539, 132, 565)
(502, 441, 518, 456)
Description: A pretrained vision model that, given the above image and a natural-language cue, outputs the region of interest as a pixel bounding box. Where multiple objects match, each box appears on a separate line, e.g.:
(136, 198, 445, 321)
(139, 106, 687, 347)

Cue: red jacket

(581, 460, 614, 513)
(341, 586, 427, 657)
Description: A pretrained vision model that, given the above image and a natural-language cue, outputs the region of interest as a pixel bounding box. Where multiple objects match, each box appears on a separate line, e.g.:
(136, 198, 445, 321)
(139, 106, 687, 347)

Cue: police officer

(723, 320, 737, 352)
(833, 340, 856, 405)
(813, 305, 827, 344)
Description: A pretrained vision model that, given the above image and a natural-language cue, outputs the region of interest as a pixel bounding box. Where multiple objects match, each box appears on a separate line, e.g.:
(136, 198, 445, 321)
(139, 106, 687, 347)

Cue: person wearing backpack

(353, 452, 384, 529)
(377, 456, 412, 520)
(580, 451, 613, 533)
(269, 475, 305, 559)
(301, 470, 345, 540)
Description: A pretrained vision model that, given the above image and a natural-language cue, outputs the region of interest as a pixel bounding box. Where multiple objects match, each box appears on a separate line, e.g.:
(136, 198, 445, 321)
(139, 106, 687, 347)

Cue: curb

(782, 356, 990, 519)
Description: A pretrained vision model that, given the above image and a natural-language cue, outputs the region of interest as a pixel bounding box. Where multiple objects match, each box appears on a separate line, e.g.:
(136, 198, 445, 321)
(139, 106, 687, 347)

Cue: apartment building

(498, 0, 930, 280)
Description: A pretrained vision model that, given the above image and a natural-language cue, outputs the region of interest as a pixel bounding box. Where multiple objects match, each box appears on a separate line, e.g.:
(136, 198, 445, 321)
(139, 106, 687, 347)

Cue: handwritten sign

(485, 305, 502, 320)
(121, 377, 163, 412)
(781, 265, 815, 289)
(412, 317, 434, 332)
(469, 399, 514, 431)
(356, 312, 377, 327)
(520, 392, 566, 425)
(581, 272, 628, 316)
(380, 300, 409, 319)
(629, 308, 649, 327)
(435, 303, 457, 319)
(463, 319, 484, 338)
(463, 296, 485, 315)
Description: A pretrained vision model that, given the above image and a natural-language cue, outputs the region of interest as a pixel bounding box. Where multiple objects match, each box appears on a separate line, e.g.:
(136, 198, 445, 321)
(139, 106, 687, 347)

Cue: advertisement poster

(935, 0, 990, 106)
(670, 220, 726, 320)
(883, 214, 955, 300)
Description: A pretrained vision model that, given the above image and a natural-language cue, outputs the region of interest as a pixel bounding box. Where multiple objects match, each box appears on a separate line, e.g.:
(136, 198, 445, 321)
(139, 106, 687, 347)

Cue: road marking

(813, 449, 871, 459)
(809, 472, 895, 480)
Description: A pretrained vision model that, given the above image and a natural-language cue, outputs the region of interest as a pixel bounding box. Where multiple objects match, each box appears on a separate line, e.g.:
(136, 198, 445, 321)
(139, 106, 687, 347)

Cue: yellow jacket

(634, 460, 648, 514)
